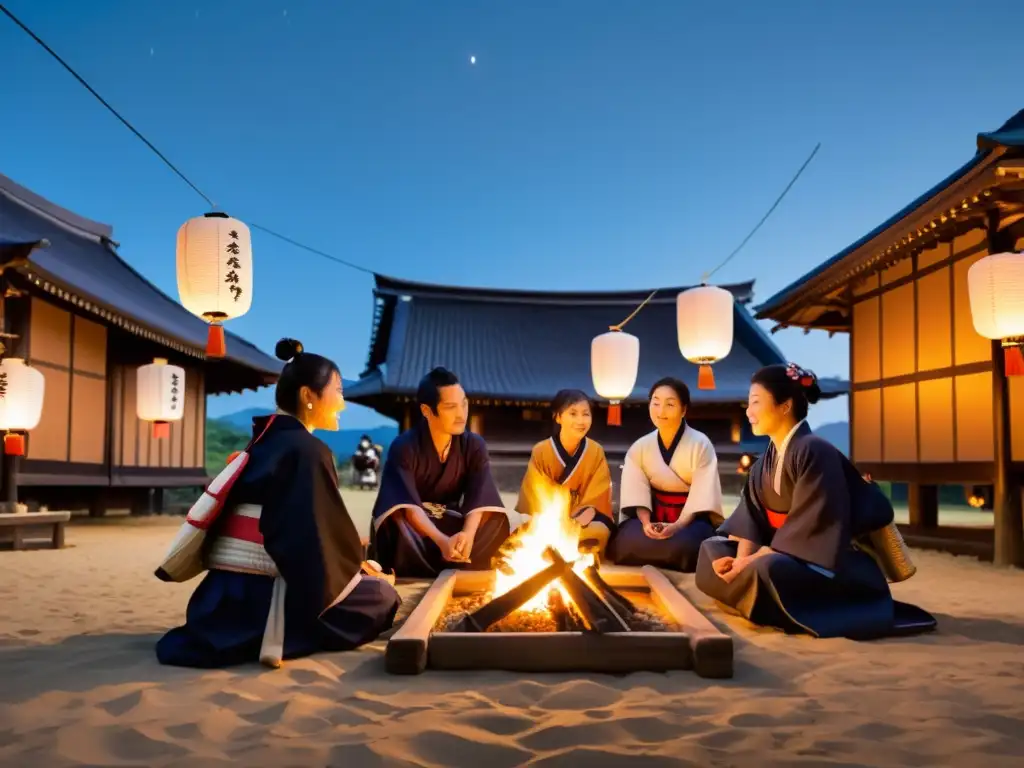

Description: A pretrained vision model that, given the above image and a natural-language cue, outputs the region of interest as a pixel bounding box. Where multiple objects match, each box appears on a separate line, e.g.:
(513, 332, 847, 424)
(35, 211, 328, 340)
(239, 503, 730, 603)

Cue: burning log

(559, 566, 632, 634)
(453, 546, 569, 632)
(547, 588, 586, 632)
(584, 564, 637, 619)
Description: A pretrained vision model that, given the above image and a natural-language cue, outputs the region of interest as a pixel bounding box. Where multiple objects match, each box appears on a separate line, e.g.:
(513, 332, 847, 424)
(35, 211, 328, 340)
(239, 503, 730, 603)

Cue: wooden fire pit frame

(385, 565, 733, 679)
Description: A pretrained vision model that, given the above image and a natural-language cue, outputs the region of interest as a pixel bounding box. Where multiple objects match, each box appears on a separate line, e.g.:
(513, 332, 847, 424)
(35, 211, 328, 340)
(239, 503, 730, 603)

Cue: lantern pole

(0, 267, 26, 513)
(985, 211, 1024, 567)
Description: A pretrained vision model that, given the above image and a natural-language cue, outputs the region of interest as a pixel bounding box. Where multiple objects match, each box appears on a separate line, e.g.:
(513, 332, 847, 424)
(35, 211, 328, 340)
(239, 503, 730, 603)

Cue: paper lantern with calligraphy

(677, 285, 734, 390)
(967, 250, 1024, 376)
(176, 212, 253, 358)
(591, 330, 639, 426)
(0, 358, 45, 456)
(137, 358, 186, 439)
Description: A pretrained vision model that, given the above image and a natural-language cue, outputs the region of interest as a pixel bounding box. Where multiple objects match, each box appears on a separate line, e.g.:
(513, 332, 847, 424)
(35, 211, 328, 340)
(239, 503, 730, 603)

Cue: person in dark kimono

(156, 338, 401, 668)
(695, 363, 937, 639)
(370, 367, 512, 578)
(607, 378, 724, 572)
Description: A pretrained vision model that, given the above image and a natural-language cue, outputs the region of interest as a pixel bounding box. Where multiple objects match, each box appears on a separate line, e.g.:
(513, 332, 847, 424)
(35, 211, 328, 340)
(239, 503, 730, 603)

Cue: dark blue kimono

(695, 422, 936, 640)
(370, 420, 511, 578)
(156, 415, 401, 668)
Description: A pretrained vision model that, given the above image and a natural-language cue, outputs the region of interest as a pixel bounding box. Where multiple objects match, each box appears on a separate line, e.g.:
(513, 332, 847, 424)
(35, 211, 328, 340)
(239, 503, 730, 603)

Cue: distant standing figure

(695, 363, 937, 639)
(516, 389, 615, 554)
(155, 338, 400, 668)
(369, 367, 513, 577)
(607, 377, 724, 572)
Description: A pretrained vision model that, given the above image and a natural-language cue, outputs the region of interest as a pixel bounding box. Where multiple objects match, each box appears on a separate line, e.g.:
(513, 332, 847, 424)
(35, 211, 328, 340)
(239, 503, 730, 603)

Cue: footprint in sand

(539, 681, 623, 711)
(461, 711, 535, 736)
(406, 729, 533, 768)
(529, 747, 691, 767)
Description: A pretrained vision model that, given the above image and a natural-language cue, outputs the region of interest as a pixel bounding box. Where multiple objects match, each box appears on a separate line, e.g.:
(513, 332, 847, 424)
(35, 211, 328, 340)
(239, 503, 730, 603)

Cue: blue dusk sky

(2, 0, 1021, 429)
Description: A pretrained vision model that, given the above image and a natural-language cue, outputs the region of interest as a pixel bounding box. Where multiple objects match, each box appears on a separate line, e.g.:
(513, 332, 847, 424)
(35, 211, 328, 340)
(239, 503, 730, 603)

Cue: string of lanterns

(590, 143, 822, 425)
(968, 249, 1024, 377)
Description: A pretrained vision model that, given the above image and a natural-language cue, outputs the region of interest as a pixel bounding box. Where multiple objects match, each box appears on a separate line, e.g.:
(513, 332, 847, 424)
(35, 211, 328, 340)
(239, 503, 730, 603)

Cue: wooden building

(0, 172, 280, 514)
(754, 108, 1024, 565)
(345, 274, 847, 493)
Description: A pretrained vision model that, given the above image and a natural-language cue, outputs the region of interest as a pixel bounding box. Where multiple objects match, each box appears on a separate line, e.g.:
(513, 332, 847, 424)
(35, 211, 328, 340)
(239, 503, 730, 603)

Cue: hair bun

(275, 337, 304, 362)
(786, 362, 822, 404)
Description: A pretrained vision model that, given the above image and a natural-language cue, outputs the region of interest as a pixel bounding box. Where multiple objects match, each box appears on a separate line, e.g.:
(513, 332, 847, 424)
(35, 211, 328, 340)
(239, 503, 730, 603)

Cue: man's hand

(572, 507, 597, 528)
(447, 530, 474, 562)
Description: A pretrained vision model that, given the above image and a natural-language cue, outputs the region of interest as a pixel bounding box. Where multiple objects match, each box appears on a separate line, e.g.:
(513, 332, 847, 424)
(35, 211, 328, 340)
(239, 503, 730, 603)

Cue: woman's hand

(642, 521, 664, 539)
(716, 555, 753, 583)
(571, 507, 597, 528)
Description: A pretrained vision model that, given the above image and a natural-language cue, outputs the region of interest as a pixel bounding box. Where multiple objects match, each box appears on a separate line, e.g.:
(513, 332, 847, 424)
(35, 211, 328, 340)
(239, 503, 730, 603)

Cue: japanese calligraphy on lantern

(225, 229, 244, 302)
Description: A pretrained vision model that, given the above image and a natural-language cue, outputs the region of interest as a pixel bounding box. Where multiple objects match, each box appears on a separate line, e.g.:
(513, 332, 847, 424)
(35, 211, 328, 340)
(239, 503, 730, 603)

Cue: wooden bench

(0, 511, 71, 550)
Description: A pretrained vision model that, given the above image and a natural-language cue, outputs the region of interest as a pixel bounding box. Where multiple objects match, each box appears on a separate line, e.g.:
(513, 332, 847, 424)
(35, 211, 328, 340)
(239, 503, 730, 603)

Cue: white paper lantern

(0, 358, 45, 456)
(176, 212, 253, 358)
(137, 358, 186, 439)
(968, 251, 1024, 376)
(591, 330, 639, 426)
(677, 285, 735, 390)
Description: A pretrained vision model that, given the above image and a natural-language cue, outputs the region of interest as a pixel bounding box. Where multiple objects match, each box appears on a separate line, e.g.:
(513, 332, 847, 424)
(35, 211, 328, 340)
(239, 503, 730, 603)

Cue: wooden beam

(987, 212, 1024, 568)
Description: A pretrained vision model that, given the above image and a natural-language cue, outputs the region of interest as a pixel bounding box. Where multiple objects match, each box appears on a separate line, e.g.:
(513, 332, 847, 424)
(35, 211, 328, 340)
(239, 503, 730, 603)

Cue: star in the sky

(469, 55, 476, 65)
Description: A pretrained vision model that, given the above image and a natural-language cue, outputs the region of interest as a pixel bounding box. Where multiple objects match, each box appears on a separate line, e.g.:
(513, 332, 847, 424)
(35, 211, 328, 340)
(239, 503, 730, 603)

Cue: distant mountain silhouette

(814, 421, 849, 455)
(211, 408, 398, 460)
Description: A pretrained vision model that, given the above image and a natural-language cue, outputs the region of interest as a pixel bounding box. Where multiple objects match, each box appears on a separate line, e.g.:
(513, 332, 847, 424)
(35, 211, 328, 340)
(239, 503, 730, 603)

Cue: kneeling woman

(516, 390, 614, 553)
(607, 377, 724, 572)
(156, 339, 401, 668)
(695, 363, 936, 639)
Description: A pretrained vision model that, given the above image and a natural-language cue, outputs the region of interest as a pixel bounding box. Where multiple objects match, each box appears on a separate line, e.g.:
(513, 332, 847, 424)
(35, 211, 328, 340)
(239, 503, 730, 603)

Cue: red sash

(221, 512, 264, 544)
(652, 489, 688, 524)
(765, 507, 787, 529)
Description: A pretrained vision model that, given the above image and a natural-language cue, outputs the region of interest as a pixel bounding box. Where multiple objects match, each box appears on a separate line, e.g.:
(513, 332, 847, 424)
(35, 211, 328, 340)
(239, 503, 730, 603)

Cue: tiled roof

(345, 275, 847, 405)
(0, 173, 281, 387)
(755, 107, 1024, 323)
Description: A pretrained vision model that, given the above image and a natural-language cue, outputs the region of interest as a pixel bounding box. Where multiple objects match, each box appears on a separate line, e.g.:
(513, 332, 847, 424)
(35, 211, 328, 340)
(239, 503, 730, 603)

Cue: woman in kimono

(695, 363, 937, 639)
(516, 390, 614, 553)
(607, 377, 724, 572)
(156, 338, 401, 668)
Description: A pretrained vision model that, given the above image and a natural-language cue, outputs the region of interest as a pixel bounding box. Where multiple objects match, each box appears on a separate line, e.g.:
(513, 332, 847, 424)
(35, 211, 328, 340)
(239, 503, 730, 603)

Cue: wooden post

(986, 213, 1024, 567)
(907, 484, 939, 528)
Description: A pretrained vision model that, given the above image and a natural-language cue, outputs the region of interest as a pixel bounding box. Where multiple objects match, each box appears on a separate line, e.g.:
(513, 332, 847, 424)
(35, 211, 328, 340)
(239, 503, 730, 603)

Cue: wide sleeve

(679, 436, 724, 524)
(463, 436, 506, 514)
(575, 446, 614, 529)
(617, 442, 651, 519)
(371, 437, 424, 529)
(717, 465, 770, 545)
(769, 439, 852, 571)
(516, 444, 558, 517)
(260, 445, 363, 615)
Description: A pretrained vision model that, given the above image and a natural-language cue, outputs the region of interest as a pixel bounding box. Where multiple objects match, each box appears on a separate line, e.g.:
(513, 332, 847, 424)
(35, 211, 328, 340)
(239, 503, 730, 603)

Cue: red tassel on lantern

(4, 433, 25, 456)
(607, 403, 622, 426)
(1005, 345, 1024, 376)
(152, 421, 171, 440)
(697, 364, 716, 390)
(206, 323, 227, 358)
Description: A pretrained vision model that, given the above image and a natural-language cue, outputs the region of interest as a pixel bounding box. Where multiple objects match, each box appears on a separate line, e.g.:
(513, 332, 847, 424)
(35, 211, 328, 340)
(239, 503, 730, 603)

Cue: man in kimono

(370, 367, 513, 577)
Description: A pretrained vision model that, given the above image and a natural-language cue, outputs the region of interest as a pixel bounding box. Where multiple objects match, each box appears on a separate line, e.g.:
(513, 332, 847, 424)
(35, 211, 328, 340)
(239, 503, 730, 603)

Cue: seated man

(607, 377, 723, 572)
(370, 367, 513, 578)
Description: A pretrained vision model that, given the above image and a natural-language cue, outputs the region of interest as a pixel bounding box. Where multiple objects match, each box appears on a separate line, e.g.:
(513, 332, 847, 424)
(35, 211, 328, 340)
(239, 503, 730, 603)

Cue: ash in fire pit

(433, 592, 680, 634)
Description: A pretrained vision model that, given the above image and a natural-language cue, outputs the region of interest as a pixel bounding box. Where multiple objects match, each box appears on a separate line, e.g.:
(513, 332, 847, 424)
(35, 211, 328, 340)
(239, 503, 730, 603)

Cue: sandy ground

(1, 493, 1023, 767)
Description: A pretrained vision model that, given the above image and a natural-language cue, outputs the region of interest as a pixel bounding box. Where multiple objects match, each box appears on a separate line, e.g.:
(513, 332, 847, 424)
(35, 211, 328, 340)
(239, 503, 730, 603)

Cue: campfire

(386, 484, 734, 678)
(445, 485, 654, 634)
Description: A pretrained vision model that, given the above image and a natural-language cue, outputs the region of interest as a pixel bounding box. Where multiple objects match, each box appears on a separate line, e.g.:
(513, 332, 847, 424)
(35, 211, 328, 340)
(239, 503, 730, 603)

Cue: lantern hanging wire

(606, 141, 822, 333)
